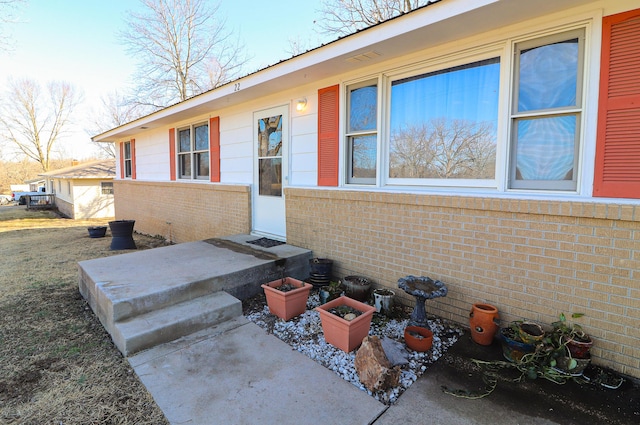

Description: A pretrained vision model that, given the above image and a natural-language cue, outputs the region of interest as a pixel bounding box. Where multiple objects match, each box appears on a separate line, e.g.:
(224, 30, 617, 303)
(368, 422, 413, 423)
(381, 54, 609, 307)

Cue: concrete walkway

(129, 317, 388, 424)
(129, 316, 639, 425)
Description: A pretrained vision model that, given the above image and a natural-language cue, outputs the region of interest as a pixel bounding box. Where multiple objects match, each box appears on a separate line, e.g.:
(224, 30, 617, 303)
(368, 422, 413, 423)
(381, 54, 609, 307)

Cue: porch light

(296, 98, 307, 111)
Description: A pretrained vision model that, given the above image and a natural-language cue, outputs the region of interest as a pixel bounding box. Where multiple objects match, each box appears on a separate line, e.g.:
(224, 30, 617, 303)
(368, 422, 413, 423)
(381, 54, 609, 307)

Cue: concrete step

(78, 235, 312, 357)
(112, 291, 242, 356)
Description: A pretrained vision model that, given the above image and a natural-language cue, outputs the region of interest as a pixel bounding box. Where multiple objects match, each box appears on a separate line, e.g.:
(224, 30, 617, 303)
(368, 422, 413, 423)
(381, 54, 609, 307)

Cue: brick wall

(113, 181, 251, 243)
(285, 188, 640, 379)
(55, 197, 73, 219)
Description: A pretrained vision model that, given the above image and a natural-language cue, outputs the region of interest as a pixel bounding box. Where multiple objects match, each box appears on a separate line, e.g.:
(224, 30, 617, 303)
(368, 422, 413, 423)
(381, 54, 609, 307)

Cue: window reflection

(515, 116, 576, 180)
(257, 115, 283, 196)
(349, 85, 377, 132)
(518, 39, 579, 112)
(389, 58, 499, 179)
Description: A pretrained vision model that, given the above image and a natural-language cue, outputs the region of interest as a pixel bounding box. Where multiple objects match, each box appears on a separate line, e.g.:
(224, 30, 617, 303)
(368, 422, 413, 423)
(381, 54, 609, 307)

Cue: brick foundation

(113, 180, 251, 243)
(285, 188, 640, 379)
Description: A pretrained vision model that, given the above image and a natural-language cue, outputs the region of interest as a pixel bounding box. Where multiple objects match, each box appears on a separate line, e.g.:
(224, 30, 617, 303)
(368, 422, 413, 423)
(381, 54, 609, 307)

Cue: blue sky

(0, 0, 326, 158)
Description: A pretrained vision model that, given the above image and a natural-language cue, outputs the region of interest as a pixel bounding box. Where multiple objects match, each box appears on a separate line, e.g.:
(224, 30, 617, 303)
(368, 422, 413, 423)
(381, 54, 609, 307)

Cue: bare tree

(318, 0, 432, 36)
(86, 91, 148, 158)
(0, 0, 24, 51)
(121, 0, 249, 109)
(0, 78, 82, 171)
(390, 118, 496, 179)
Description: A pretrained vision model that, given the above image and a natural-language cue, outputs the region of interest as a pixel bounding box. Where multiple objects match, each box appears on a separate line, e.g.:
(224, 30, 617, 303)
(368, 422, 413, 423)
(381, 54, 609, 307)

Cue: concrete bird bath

(398, 275, 448, 329)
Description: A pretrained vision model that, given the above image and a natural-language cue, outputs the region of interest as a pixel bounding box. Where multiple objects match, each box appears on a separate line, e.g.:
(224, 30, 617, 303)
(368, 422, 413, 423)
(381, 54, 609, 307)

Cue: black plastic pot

(87, 226, 107, 238)
(309, 258, 333, 288)
(109, 220, 136, 250)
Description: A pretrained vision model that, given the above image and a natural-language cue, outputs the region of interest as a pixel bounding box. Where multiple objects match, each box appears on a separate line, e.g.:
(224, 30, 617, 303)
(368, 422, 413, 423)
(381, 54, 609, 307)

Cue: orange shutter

(130, 139, 136, 180)
(317, 84, 340, 186)
(169, 128, 176, 181)
(209, 117, 220, 182)
(593, 9, 640, 198)
(119, 142, 125, 179)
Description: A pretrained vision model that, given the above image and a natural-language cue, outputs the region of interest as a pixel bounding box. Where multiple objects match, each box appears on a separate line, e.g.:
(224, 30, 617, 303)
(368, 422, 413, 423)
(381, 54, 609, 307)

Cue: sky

(0, 0, 328, 160)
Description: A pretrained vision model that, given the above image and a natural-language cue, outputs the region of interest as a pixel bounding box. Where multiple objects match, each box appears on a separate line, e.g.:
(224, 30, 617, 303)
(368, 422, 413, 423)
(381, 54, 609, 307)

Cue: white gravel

(245, 292, 463, 405)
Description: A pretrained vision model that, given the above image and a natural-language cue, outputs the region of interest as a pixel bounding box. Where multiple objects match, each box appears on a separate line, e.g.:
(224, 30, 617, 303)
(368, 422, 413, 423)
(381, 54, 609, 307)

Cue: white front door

(253, 105, 288, 239)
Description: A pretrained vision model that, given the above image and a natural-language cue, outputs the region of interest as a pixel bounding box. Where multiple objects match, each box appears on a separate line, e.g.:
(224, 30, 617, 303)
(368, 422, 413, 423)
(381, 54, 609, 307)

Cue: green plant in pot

(547, 313, 592, 375)
(319, 280, 343, 304)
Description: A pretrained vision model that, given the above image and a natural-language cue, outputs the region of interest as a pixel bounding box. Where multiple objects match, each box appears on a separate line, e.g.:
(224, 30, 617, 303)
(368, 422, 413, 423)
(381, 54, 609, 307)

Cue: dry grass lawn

(0, 206, 170, 424)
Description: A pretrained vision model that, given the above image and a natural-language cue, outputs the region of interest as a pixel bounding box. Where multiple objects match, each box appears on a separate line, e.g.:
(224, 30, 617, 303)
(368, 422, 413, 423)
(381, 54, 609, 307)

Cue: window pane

(349, 85, 377, 132)
(518, 39, 578, 112)
(257, 115, 282, 157)
(195, 124, 209, 150)
(258, 158, 282, 196)
(514, 115, 576, 181)
(179, 153, 191, 178)
(196, 152, 209, 177)
(351, 135, 377, 179)
(124, 160, 132, 178)
(179, 129, 191, 152)
(101, 182, 113, 195)
(124, 142, 131, 159)
(389, 58, 499, 179)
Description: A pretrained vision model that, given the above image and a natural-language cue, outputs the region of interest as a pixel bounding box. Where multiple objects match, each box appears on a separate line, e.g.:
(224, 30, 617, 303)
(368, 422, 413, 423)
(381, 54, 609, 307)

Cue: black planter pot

(87, 226, 107, 238)
(109, 220, 136, 250)
(309, 258, 333, 288)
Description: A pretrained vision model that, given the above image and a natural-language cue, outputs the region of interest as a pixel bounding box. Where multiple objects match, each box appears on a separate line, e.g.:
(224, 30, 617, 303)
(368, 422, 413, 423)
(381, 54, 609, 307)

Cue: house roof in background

(40, 159, 115, 180)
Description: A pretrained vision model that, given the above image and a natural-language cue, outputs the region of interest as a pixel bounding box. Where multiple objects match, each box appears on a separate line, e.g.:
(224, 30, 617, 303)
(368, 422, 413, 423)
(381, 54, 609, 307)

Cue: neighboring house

(93, 1, 640, 379)
(40, 160, 115, 219)
(25, 178, 46, 192)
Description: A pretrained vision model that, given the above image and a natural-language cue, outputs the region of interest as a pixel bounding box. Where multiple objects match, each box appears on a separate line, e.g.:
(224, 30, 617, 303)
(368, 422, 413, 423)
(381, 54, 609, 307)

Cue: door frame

(252, 104, 289, 240)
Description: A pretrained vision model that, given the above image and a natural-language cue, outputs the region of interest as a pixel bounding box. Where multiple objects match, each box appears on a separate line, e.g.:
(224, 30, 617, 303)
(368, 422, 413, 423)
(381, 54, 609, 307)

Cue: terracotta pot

(315, 296, 376, 352)
(469, 303, 499, 345)
(261, 277, 312, 321)
(404, 326, 433, 352)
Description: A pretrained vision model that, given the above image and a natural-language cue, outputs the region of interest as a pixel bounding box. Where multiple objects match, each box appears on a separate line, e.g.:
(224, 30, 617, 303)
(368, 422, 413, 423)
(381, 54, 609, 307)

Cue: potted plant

(342, 275, 372, 302)
(517, 321, 545, 345)
(315, 295, 376, 352)
(373, 288, 395, 314)
(319, 280, 343, 304)
(547, 313, 592, 376)
(499, 323, 536, 363)
(261, 277, 313, 321)
(551, 312, 592, 359)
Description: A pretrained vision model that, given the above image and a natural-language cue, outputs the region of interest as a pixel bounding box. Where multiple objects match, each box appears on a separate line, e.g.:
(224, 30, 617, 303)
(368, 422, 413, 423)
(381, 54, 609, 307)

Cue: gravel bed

(244, 291, 463, 405)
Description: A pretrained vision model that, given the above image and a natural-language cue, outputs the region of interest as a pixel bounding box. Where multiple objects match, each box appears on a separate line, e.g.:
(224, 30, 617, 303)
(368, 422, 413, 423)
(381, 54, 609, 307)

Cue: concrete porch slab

(129, 320, 387, 425)
(78, 235, 312, 356)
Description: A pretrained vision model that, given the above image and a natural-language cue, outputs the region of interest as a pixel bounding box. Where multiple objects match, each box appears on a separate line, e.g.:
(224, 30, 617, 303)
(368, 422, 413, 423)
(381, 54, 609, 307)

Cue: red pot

(404, 326, 433, 352)
(469, 303, 499, 345)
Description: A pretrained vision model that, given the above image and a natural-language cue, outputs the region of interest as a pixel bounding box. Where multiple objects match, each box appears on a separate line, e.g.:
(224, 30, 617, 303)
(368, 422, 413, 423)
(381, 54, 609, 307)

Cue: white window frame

(101, 181, 114, 195)
(345, 78, 380, 185)
(340, 22, 591, 195)
(123, 141, 132, 178)
(177, 122, 209, 180)
(383, 47, 504, 189)
(508, 28, 586, 191)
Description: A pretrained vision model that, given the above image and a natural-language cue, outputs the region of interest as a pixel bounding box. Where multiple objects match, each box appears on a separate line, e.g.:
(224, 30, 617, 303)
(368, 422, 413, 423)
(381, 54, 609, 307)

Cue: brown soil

(0, 206, 170, 424)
